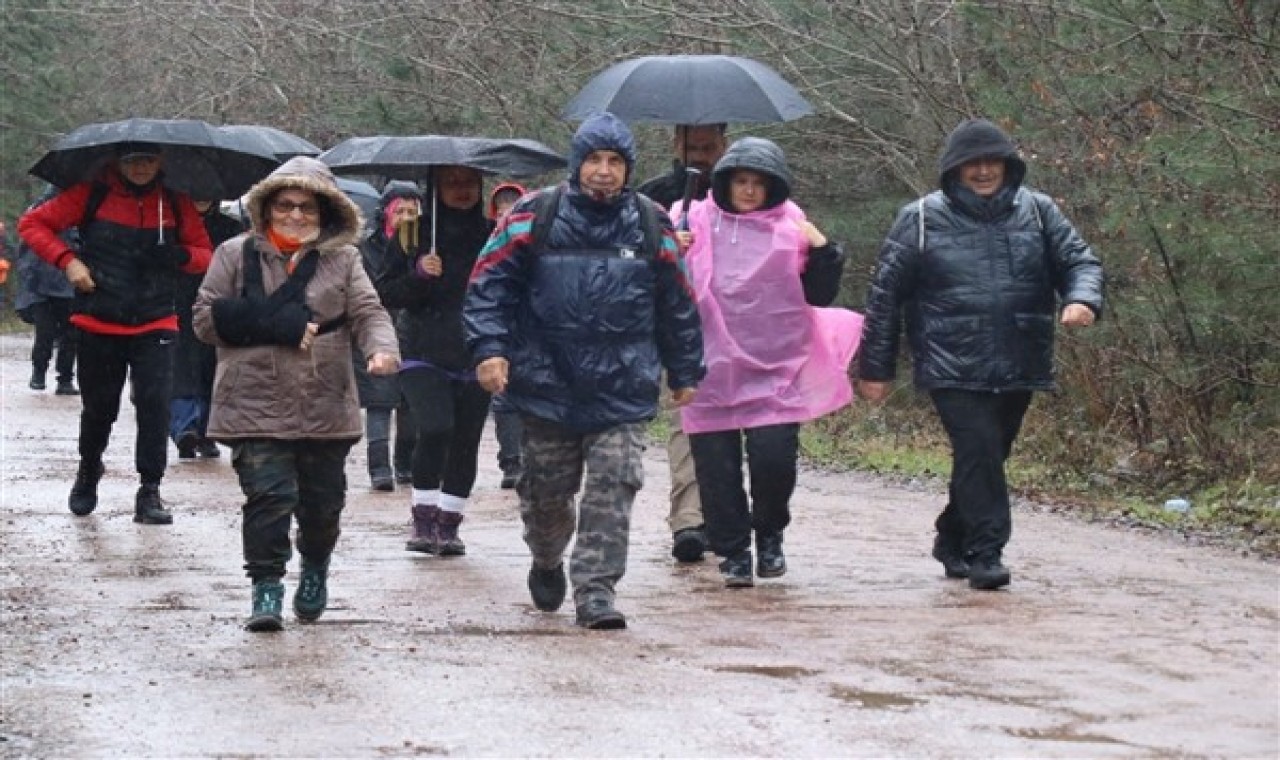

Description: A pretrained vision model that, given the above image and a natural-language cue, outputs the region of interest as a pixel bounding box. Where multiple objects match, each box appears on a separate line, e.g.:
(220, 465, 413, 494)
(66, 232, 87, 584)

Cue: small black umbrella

(29, 117, 280, 200)
(562, 54, 814, 125)
(317, 135, 565, 181)
(216, 125, 320, 161)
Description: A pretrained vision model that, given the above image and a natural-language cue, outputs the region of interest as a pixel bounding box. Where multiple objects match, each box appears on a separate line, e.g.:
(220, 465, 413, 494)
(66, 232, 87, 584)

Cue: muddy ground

(1, 331, 1276, 759)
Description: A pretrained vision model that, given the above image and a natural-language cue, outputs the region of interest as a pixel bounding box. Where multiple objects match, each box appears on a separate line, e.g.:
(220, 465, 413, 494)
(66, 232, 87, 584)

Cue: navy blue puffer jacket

(464, 113, 704, 432)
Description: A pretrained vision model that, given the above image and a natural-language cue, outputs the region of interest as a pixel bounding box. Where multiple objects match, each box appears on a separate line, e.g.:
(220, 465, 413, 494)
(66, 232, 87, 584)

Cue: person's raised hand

(795, 219, 828, 249)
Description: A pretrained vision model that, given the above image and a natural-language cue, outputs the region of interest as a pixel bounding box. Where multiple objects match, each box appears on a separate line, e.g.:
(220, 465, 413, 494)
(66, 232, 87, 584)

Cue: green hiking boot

(293, 557, 329, 622)
(245, 581, 285, 632)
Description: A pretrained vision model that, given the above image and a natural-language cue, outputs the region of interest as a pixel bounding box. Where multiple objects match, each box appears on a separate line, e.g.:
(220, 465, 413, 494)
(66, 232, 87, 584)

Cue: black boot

(932, 533, 969, 579)
(29, 367, 47, 391)
(293, 556, 329, 622)
(196, 438, 221, 458)
(246, 580, 285, 632)
(671, 526, 708, 563)
(527, 561, 567, 612)
(755, 531, 787, 578)
(133, 483, 173, 525)
(575, 597, 626, 630)
(719, 550, 754, 588)
(54, 378, 79, 396)
(68, 460, 104, 516)
(405, 504, 439, 553)
(968, 553, 1011, 590)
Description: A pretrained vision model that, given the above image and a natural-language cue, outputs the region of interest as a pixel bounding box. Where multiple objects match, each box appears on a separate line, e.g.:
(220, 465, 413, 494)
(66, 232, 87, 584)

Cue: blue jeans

(230, 439, 354, 582)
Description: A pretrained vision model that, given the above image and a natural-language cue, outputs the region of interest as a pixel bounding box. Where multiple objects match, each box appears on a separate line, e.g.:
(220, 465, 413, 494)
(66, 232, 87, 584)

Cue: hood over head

(245, 156, 364, 250)
(568, 112, 636, 190)
(710, 137, 792, 212)
(938, 118, 1026, 191)
(487, 181, 527, 220)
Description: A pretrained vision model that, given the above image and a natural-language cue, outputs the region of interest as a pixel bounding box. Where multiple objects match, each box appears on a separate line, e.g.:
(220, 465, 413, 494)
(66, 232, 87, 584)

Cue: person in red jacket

(18, 142, 213, 525)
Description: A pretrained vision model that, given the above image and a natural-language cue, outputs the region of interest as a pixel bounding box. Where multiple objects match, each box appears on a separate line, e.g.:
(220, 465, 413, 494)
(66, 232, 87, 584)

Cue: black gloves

(211, 297, 311, 347)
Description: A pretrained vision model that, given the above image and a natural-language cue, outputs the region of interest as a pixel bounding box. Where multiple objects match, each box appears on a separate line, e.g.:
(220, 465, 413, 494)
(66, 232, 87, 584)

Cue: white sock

(412, 488, 440, 507)
(438, 492, 468, 514)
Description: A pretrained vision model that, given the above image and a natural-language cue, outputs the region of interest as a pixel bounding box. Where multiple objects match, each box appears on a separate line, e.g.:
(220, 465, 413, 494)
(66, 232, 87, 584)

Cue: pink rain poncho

(678, 198, 863, 435)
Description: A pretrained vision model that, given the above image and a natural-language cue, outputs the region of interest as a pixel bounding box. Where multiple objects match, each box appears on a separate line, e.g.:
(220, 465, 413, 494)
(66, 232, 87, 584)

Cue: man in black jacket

(858, 118, 1103, 590)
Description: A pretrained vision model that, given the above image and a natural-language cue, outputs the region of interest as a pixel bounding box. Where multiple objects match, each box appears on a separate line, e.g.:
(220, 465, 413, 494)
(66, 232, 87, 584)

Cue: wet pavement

(1, 331, 1277, 758)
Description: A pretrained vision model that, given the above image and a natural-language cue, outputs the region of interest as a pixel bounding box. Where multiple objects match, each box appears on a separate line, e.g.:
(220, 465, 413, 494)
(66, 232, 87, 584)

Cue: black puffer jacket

(464, 113, 704, 432)
(859, 119, 1104, 391)
(375, 195, 492, 372)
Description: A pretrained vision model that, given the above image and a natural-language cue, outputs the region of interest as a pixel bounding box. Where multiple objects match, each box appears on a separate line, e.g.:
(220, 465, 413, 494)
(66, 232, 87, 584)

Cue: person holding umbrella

(464, 112, 704, 630)
(637, 123, 729, 565)
(18, 142, 214, 525)
(374, 165, 495, 557)
(193, 156, 399, 631)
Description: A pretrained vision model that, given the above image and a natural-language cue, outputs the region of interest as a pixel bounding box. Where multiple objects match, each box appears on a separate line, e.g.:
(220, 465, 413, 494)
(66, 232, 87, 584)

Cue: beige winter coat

(193, 157, 399, 441)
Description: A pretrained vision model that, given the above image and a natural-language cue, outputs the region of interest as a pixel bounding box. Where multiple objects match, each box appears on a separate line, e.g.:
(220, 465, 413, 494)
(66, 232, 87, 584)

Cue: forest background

(1, 0, 1276, 552)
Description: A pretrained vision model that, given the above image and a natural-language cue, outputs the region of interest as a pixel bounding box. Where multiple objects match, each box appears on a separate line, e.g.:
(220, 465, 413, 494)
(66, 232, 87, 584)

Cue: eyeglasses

(271, 199, 320, 216)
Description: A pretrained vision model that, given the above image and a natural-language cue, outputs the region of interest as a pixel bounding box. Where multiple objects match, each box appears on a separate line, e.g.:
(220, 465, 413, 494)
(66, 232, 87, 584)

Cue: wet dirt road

(1, 331, 1277, 759)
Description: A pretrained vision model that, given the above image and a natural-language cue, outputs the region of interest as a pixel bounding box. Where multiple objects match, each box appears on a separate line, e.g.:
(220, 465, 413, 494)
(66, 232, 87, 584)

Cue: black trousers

(29, 299, 76, 381)
(929, 389, 1033, 559)
(231, 439, 353, 582)
(399, 368, 491, 498)
(689, 423, 800, 558)
(76, 329, 174, 484)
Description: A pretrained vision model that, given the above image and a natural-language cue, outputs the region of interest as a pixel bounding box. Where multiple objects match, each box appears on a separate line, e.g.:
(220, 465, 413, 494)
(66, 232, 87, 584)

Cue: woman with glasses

(193, 156, 400, 632)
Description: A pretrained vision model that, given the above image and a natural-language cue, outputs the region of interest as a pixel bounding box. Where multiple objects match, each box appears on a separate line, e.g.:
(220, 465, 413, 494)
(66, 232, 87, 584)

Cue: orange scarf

(267, 227, 305, 273)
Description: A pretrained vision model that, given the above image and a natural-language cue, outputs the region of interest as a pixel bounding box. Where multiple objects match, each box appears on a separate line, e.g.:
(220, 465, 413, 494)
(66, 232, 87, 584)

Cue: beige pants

(666, 425, 703, 533)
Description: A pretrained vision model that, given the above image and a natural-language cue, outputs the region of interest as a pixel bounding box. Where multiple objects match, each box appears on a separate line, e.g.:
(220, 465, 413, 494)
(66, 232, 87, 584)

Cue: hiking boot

(293, 557, 329, 622)
(755, 532, 787, 578)
(405, 504, 439, 553)
(176, 431, 198, 460)
(575, 598, 626, 630)
(437, 511, 466, 556)
(932, 534, 969, 579)
(133, 483, 173, 525)
(500, 471, 519, 490)
(968, 553, 1011, 590)
(527, 562, 567, 612)
(54, 379, 79, 396)
(196, 438, 221, 458)
(371, 475, 395, 492)
(671, 526, 708, 563)
(29, 369, 46, 391)
(245, 581, 285, 632)
(68, 460, 105, 516)
(719, 550, 754, 588)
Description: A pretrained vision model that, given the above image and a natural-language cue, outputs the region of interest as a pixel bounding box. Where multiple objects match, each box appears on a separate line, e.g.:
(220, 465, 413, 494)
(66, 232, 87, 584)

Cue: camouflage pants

(518, 416, 646, 606)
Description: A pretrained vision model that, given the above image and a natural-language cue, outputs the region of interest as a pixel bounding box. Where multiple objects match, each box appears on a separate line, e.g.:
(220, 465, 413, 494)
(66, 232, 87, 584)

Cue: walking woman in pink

(675, 137, 862, 588)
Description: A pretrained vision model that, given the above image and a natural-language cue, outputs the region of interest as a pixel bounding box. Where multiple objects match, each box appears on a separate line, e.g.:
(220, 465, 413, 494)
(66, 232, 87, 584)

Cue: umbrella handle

(677, 167, 701, 231)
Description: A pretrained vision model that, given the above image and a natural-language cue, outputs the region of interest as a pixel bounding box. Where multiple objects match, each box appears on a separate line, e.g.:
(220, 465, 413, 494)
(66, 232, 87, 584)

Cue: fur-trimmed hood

(244, 156, 364, 253)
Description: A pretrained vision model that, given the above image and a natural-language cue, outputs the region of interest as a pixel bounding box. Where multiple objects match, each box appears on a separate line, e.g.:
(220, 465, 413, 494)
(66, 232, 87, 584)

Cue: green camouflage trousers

(518, 416, 646, 606)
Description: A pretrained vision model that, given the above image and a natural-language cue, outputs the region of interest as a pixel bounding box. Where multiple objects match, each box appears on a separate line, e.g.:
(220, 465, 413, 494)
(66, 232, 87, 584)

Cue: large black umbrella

(216, 124, 320, 161)
(562, 54, 814, 125)
(317, 135, 565, 180)
(29, 117, 280, 200)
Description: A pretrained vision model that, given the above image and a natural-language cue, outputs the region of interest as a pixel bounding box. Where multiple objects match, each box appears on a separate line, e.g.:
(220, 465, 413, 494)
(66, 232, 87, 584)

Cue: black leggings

(398, 368, 491, 498)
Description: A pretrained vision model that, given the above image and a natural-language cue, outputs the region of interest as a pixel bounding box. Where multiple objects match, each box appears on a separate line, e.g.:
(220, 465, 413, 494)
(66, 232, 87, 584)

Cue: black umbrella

(562, 54, 814, 125)
(317, 135, 565, 180)
(29, 117, 280, 200)
(216, 125, 320, 161)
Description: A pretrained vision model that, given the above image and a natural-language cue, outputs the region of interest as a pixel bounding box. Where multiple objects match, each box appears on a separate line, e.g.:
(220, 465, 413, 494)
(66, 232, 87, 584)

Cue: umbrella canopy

(318, 135, 565, 181)
(29, 117, 280, 200)
(216, 125, 320, 161)
(562, 54, 814, 125)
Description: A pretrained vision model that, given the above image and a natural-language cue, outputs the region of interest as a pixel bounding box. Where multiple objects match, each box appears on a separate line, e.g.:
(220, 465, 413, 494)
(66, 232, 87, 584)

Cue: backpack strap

(530, 184, 663, 260)
(239, 237, 348, 336)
